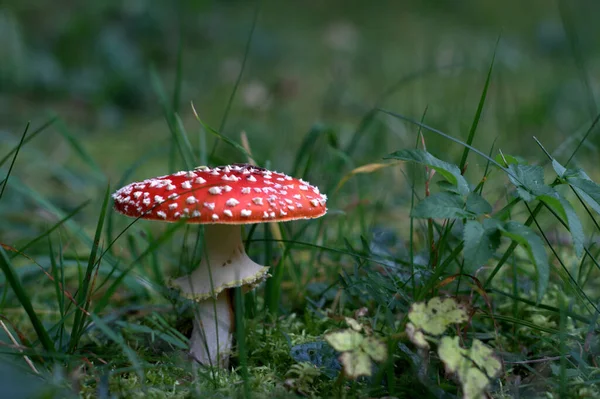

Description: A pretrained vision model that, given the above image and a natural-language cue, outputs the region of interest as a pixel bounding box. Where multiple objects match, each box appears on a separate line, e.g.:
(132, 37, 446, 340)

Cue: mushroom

(112, 163, 327, 367)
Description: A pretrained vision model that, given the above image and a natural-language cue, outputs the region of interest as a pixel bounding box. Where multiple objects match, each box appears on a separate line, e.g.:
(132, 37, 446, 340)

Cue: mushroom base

(170, 224, 269, 367)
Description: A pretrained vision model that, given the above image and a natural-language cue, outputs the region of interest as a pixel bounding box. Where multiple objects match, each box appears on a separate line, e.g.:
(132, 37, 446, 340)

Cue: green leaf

(325, 330, 363, 352)
(463, 220, 501, 272)
(411, 192, 472, 219)
(552, 159, 567, 177)
(438, 336, 501, 399)
(499, 221, 549, 301)
(385, 149, 470, 195)
(339, 351, 372, 378)
(465, 192, 492, 215)
(568, 177, 600, 216)
(408, 297, 469, 337)
(507, 164, 547, 202)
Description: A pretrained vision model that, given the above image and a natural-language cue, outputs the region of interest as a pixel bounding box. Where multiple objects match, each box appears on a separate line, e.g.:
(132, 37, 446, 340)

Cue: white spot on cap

(143, 198, 151, 205)
(253, 188, 262, 193)
(242, 187, 251, 194)
(209, 187, 222, 195)
(285, 199, 293, 204)
(195, 177, 206, 184)
(186, 196, 198, 204)
(212, 214, 219, 220)
(133, 191, 143, 199)
(293, 194, 301, 200)
(223, 185, 232, 192)
(224, 209, 233, 217)
(276, 177, 285, 181)
(157, 211, 167, 219)
(241, 209, 252, 217)
(299, 185, 308, 191)
(174, 212, 181, 218)
(280, 210, 288, 216)
(247, 175, 257, 182)
(226, 198, 240, 207)
(181, 181, 192, 190)
(252, 197, 263, 205)
(168, 203, 178, 210)
(263, 211, 270, 219)
(269, 211, 276, 218)
(168, 193, 179, 200)
(174, 171, 187, 176)
(186, 171, 198, 178)
(195, 166, 209, 171)
(204, 202, 215, 210)
(288, 206, 295, 210)
(310, 199, 319, 207)
(183, 208, 189, 214)
(167, 184, 176, 191)
(191, 210, 201, 218)
(154, 195, 165, 203)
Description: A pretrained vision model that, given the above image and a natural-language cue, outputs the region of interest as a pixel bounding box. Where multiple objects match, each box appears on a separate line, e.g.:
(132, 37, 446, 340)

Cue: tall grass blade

(69, 184, 111, 352)
(458, 35, 499, 170)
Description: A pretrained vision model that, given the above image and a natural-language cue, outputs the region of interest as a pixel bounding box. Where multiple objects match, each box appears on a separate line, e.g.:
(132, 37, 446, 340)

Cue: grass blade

(458, 35, 499, 171)
(69, 183, 111, 352)
(0, 122, 29, 202)
(0, 246, 55, 352)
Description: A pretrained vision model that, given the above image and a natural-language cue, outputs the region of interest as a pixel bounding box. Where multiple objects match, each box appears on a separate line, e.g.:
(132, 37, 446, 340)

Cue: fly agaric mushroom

(112, 163, 327, 367)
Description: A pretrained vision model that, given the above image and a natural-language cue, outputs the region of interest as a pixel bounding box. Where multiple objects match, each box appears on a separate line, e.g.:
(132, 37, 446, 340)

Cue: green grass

(3, 2, 600, 398)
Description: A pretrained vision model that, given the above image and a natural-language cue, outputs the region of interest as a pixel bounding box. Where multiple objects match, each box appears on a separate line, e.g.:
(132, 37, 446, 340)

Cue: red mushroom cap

(112, 164, 327, 224)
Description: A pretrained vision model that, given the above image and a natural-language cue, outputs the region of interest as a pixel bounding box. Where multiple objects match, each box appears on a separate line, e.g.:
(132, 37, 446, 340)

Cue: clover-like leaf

(325, 330, 363, 352)
(438, 336, 501, 399)
(361, 336, 387, 362)
(339, 351, 372, 378)
(408, 297, 469, 337)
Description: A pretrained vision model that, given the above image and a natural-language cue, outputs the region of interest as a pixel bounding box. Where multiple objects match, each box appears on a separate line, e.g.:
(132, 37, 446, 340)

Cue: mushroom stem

(172, 224, 268, 367)
(188, 291, 233, 367)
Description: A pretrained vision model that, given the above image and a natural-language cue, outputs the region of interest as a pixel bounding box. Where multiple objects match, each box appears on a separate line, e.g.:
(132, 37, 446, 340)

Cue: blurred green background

(3, 0, 600, 173)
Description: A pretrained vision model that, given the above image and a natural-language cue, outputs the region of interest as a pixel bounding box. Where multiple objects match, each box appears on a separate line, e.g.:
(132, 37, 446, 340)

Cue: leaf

(385, 149, 470, 195)
(465, 192, 492, 215)
(339, 351, 372, 378)
(568, 177, 600, 216)
(411, 192, 472, 219)
(499, 221, 549, 301)
(407, 297, 469, 337)
(438, 336, 501, 399)
(361, 336, 387, 362)
(507, 164, 547, 202)
(463, 220, 501, 272)
(325, 330, 363, 352)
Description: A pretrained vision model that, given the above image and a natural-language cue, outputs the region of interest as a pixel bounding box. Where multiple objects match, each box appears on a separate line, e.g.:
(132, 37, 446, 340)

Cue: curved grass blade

(0, 247, 55, 353)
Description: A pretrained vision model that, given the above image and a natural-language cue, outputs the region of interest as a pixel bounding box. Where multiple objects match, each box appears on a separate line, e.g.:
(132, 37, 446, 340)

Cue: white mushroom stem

(189, 291, 233, 368)
(171, 224, 268, 367)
